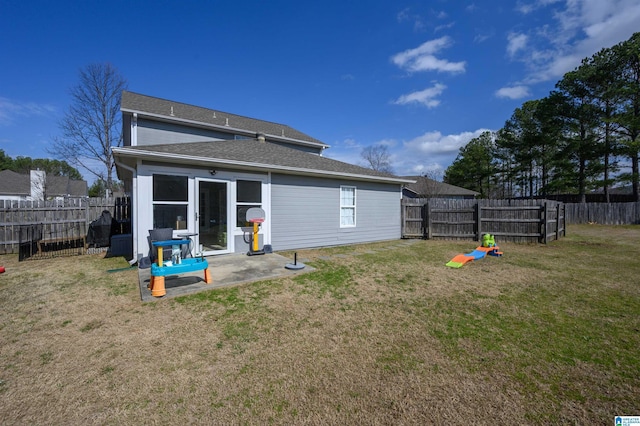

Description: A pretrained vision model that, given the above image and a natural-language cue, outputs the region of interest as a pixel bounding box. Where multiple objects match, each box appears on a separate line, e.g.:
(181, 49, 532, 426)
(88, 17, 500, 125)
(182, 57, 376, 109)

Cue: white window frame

(152, 173, 189, 231)
(235, 179, 264, 228)
(340, 185, 356, 228)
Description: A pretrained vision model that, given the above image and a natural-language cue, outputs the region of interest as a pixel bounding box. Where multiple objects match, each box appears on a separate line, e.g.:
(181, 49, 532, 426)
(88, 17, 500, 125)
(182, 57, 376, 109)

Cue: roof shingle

(115, 139, 413, 183)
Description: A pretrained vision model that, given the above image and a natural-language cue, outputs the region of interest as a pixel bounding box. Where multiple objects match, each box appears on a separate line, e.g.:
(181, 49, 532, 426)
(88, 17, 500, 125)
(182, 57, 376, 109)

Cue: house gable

(121, 91, 329, 154)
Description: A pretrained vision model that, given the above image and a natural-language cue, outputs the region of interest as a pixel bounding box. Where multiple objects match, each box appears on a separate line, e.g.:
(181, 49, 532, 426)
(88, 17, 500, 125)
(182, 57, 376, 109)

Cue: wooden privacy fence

(402, 198, 565, 244)
(564, 202, 640, 225)
(0, 197, 131, 258)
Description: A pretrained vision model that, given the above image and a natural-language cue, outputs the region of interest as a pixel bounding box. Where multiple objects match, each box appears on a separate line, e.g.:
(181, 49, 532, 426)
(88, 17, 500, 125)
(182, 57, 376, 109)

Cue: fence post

(475, 202, 481, 242)
(401, 200, 405, 238)
(542, 202, 548, 244)
(556, 203, 561, 241)
(423, 201, 431, 239)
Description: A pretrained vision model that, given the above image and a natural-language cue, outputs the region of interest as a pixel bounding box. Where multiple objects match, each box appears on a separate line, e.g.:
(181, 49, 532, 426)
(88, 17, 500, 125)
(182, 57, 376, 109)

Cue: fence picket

(0, 197, 131, 256)
(401, 198, 565, 243)
(564, 202, 640, 225)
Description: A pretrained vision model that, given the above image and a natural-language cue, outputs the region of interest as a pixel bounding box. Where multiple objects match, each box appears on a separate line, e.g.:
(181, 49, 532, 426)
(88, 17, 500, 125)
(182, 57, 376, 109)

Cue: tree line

(0, 149, 82, 179)
(444, 32, 640, 203)
(1, 149, 111, 197)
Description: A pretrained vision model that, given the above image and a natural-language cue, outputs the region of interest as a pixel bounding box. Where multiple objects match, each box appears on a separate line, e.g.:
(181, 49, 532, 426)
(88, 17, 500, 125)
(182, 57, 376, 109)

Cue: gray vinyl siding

(269, 140, 323, 154)
(270, 174, 402, 251)
(136, 119, 323, 154)
(137, 119, 231, 145)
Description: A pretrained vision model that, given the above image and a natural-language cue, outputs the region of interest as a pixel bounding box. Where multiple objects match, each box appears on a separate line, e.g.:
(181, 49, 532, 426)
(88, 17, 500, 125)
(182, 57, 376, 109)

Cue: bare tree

(414, 170, 445, 198)
(49, 63, 128, 194)
(361, 145, 394, 174)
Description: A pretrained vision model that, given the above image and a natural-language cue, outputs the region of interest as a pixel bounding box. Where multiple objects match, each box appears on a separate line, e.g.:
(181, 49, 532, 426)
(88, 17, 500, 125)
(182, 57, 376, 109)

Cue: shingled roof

(403, 176, 479, 197)
(0, 170, 87, 198)
(46, 175, 88, 197)
(0, 170, 30, 196)
(113, 139, 413, 184)
(121, 91, 328, 149)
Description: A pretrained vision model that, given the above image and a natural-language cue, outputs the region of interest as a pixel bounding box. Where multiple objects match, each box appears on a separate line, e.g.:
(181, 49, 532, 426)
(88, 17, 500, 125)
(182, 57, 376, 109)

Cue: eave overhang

(113, 147, 415, 185)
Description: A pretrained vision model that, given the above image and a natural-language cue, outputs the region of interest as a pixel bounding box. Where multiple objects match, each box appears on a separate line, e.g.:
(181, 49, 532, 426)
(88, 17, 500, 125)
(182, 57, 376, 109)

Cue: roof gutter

(112, 147, 415, 185)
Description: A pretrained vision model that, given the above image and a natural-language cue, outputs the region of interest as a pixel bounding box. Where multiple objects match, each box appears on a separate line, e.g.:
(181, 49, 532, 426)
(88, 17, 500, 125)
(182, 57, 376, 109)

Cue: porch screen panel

(236, 180, 262, 227)
(153, 174, 188, 230)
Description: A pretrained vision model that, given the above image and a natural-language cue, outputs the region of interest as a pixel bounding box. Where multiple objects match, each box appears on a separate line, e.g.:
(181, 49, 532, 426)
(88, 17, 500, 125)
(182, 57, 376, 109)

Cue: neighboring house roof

(0, 170, 87, 198)
(121, 91, 329, 150)
(0, 170, 30, 195)
(114, 139, 414, 185)
(403, 176, 479, 197)
(67, 179, 89, 197)
(47, 175, 88, 197)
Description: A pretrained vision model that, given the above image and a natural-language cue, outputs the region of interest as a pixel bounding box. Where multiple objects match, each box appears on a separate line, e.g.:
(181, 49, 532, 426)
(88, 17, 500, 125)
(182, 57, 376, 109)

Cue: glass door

(196, 179, 229, 255)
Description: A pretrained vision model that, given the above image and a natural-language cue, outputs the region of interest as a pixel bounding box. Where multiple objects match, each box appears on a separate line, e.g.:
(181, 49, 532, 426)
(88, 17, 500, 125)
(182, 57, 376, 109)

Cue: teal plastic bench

(148, 240, 211, 297)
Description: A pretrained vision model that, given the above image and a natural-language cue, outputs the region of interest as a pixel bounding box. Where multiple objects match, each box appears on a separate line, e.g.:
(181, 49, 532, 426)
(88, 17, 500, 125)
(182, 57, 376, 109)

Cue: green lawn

(0, 225, 638, 424)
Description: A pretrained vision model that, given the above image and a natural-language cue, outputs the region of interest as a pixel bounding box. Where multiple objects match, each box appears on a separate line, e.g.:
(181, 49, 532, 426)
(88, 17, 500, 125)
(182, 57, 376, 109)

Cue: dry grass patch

(1, 225, 639, 424)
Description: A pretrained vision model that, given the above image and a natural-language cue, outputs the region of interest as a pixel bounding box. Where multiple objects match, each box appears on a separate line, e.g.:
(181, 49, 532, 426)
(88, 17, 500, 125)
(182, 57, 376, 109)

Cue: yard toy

(446, 234, 503, 268)
(148, 239, 211, 297)
(0, 266, 5, 274)
(245, 207, 266, 256)
(482, 233, 496, 247)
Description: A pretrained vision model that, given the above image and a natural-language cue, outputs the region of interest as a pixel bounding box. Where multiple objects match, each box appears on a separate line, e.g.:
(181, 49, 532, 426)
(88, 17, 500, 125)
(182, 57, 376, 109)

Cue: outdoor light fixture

(209, 170, 216, 176)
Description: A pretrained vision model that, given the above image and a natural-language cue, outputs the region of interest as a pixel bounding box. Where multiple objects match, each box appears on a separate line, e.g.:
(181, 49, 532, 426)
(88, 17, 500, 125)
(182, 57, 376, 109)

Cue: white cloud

(474, 30, 494, 43)
(396, 7, 426, 32)
(409, 162, 445, 179)
(516, 0, 562, 14)
(507, 32, 529, 58)
(0, 97, 56, 126)
(404, 129, 491, 155)
(495, 85, 531, 99)
(391, 37, 466, 74)
(390, 128, 493, 176)
(516, 0, 640, 83)
(393, 83, 447, 108)
(325, 129, 495, 177)
(435, 21, 456, 32)
(341, 138, 360, 148)
(375, 138, 398, 148)
(466, 3, 478, 12)
(397, 8, 410, 22)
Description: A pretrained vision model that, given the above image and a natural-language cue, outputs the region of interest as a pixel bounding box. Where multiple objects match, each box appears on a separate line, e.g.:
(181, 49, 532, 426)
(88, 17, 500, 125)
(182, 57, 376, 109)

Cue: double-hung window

(236, 180, 262, 227)
(340, 186, 356, 227)
(152, 174, 188, 230)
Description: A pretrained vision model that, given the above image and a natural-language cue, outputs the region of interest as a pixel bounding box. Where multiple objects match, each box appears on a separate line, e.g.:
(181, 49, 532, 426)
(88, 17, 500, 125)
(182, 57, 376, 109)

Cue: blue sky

(1, 0, 640, 183)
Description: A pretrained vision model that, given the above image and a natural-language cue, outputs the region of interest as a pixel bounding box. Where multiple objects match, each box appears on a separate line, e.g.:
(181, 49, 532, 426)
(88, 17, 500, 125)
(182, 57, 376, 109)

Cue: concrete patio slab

(138, 252, 314, 302)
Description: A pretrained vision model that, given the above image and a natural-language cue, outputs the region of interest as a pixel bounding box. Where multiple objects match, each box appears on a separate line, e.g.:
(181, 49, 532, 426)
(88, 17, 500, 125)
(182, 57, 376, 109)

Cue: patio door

(196, 179, 230, 255)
